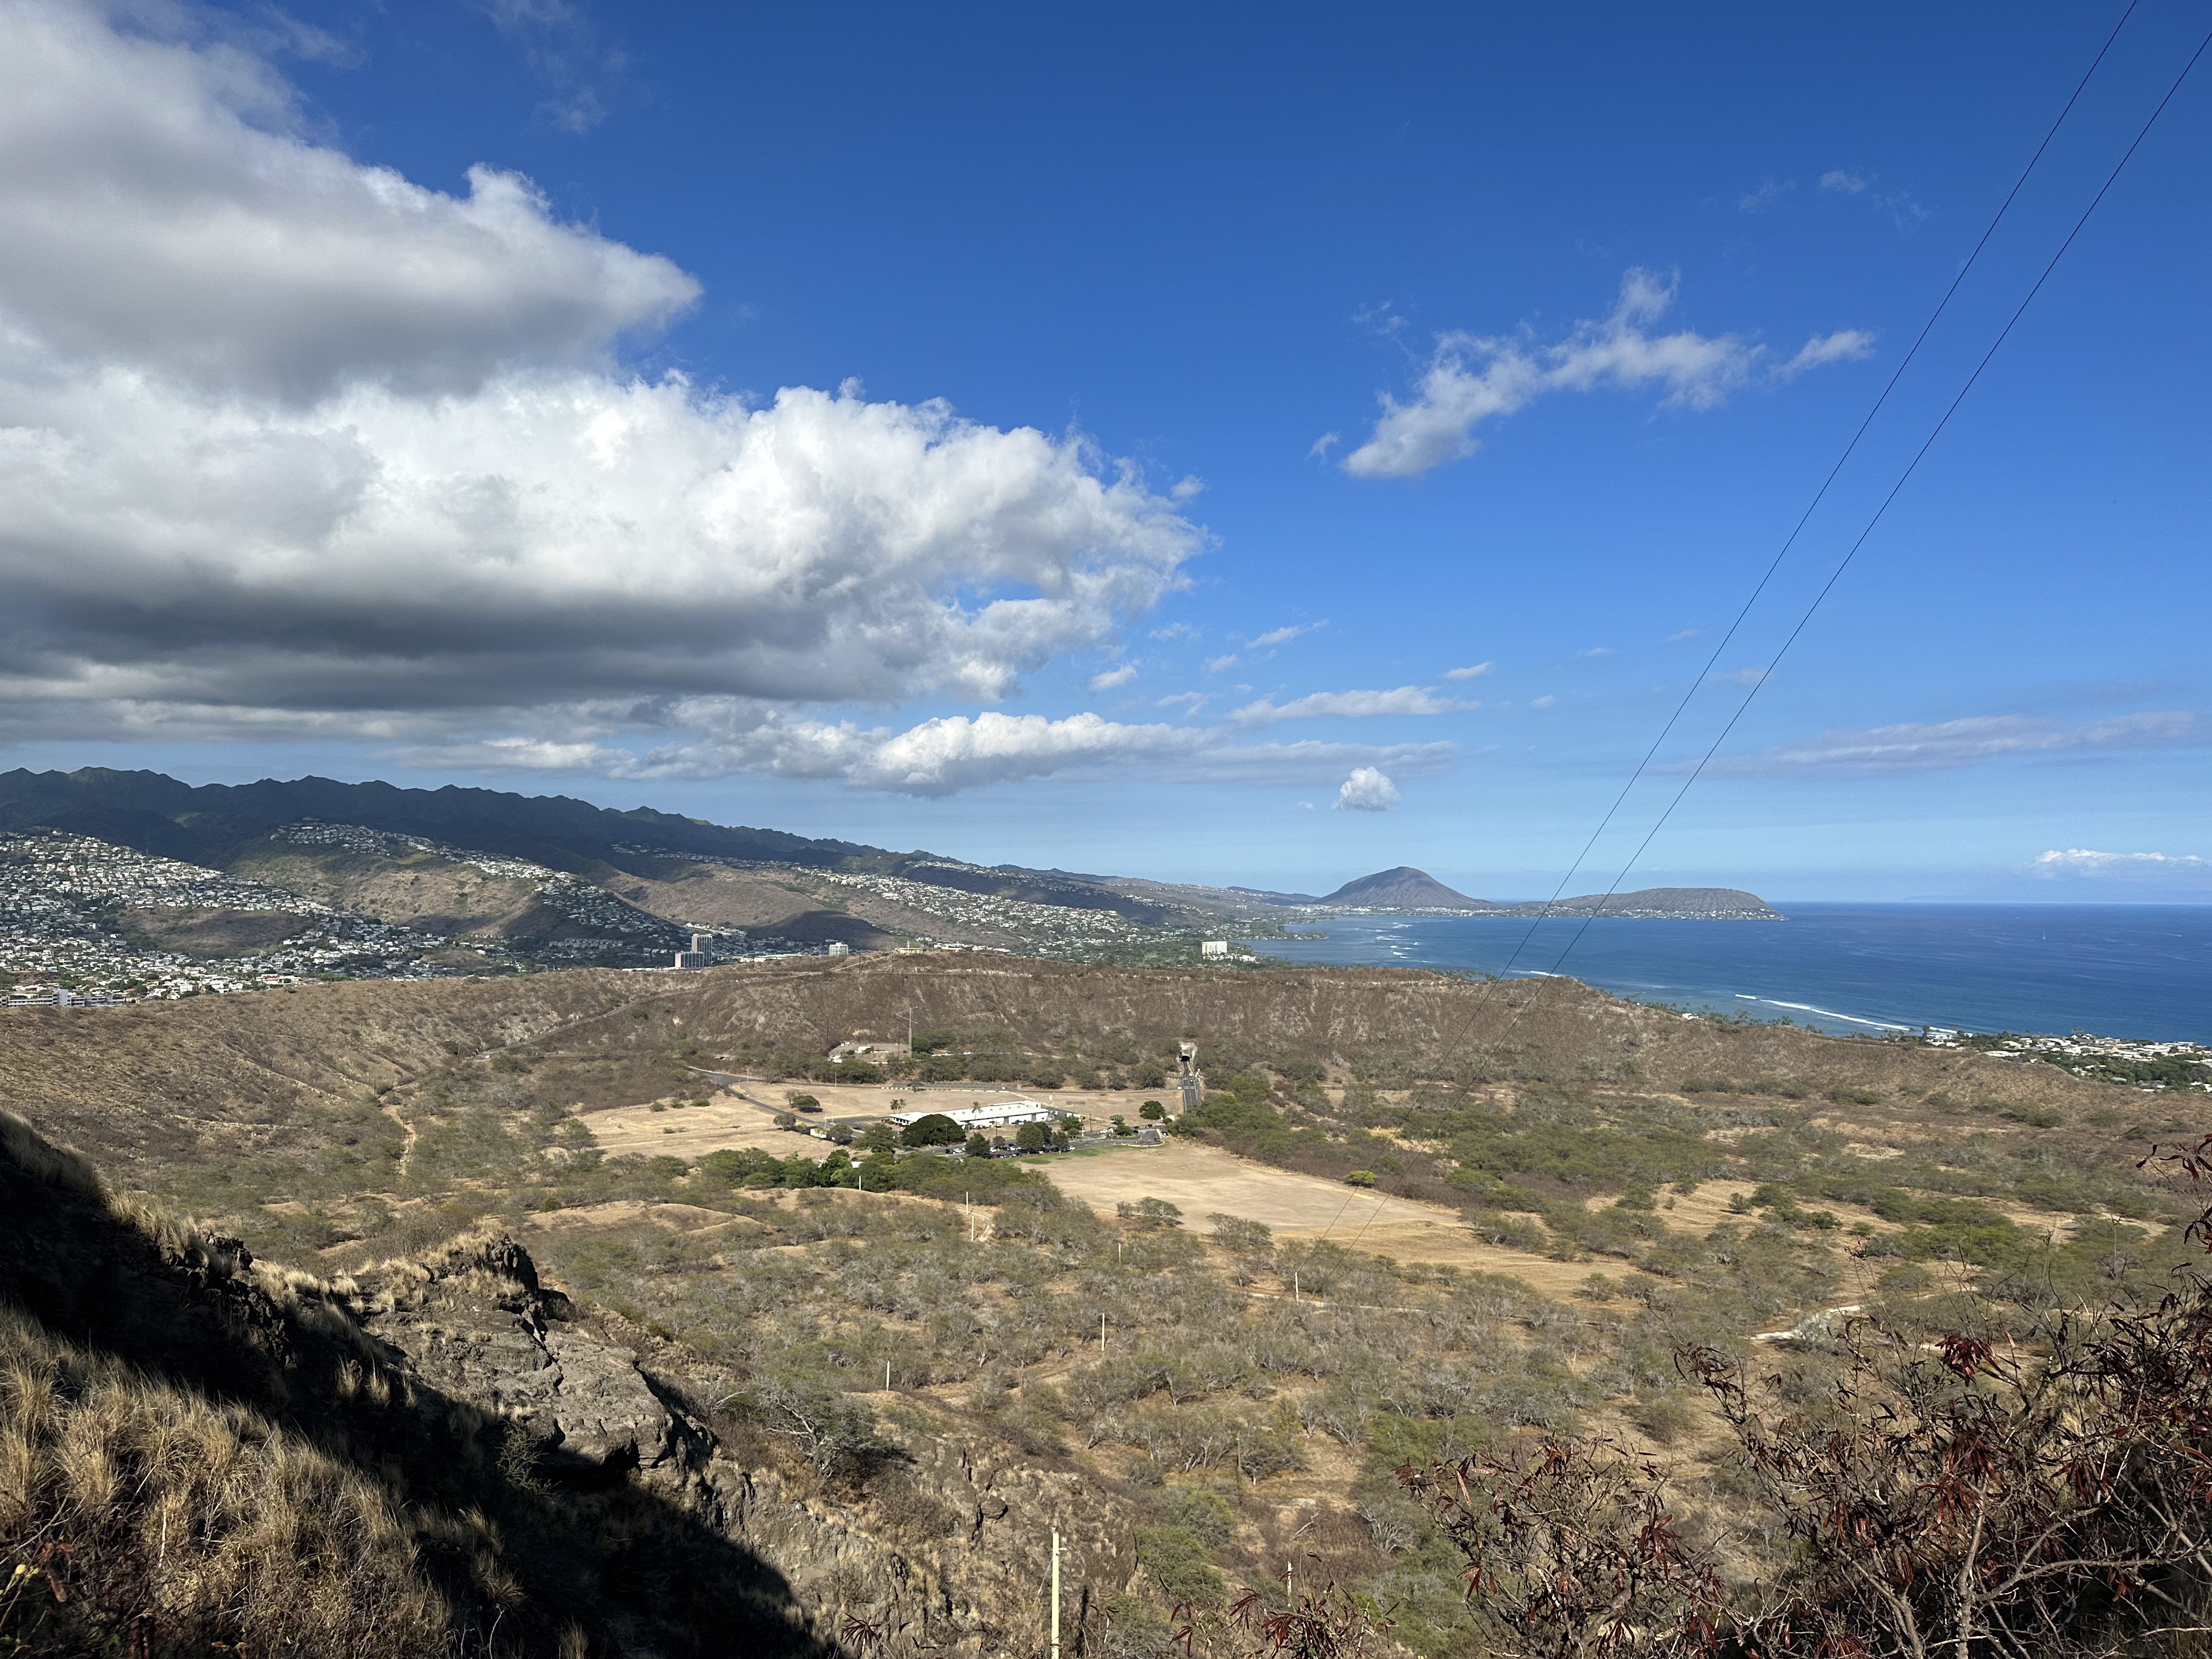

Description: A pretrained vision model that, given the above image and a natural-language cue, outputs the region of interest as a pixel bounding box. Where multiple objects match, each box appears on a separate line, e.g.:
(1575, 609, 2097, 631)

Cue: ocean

(1245, 903, 2212, 1043)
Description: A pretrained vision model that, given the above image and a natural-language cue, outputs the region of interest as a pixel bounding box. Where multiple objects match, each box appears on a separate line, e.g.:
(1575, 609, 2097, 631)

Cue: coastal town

(1925, 1025, 2212, 1092)
(0, 822, 1233, 1003)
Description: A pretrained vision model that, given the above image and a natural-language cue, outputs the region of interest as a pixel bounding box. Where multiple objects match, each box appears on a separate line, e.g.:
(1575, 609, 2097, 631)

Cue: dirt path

(385, 1101, 418, 1183)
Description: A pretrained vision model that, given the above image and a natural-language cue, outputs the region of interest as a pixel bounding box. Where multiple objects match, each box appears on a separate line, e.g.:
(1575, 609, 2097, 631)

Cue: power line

(1531, 15, 2211, 990)
(1464, 0, 2143, 1000)
(1426, 3, 2198, 1075)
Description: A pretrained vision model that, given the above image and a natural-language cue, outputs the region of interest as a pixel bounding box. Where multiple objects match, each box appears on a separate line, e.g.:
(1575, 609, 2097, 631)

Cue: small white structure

(887, 1099, 1059, 1132)
(828, 1038, 911, 1063)
(826, 941, 851, 956)
(672, 932, 712, 970)
(1200, 940, 1229, 957)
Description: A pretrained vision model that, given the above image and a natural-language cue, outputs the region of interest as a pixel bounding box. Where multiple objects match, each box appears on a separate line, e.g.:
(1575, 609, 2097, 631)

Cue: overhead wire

(1414, 2, 2206, 1076)
(1520, 15, 2212, 1001)
(1462, 0, 2145, 1000)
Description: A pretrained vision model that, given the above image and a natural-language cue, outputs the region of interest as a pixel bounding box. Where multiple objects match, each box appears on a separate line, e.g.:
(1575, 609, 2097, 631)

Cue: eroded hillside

(2, 956, 2203, 1657)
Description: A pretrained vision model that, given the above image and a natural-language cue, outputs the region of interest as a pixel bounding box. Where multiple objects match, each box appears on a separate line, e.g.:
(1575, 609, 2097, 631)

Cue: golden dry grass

(0, 1302, 453, 1655)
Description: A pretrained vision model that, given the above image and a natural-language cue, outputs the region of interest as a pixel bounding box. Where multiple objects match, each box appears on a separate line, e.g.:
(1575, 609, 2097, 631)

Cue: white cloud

(1150, 622, 1198, 641)
(407, 707, 1210, 797)
(0, 3, 696, 400)
(1248, 621, 1324, 650)
(1155, 691, 1207, 714)
(1186, 740, 1453, 786)
(1442, 661, 1493, 680)
(479, 0, 627, 134)
(1777, 329, 1876, 380)
(1578, 646, 1613, 658)
(2033, 848, 2208, 875)
(404, 705, 1457, 797)
(1088, 663, 1138, 691)
(1531, 695, 1555, 708)
(1738, 178, 1794, 213)
(1229, 686, 1471, 725)
(0, 2, 1203, 751)
(1341, 269, 1865, 479)
(1699, 712, 2200, 777)
(1334, 767, 1400, 811)
(1666, 628, 1700, 642)
(1712, 666, 1770, 686)
(1205, 654, 1242, 673)
(1820, 169, 1927, 232)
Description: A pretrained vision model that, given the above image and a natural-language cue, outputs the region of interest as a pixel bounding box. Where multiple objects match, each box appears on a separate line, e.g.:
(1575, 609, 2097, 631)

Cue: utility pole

(1049, 1528, 1062, 1659)
(1100, 1314, 1107, 1357)
(1286, 1559, 1294, 1605)
(885, 1360, 892, 1391)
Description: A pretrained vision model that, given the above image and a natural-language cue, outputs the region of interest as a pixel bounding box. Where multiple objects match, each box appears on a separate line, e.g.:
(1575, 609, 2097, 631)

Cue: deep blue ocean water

(1244, 904, 2212, 1043)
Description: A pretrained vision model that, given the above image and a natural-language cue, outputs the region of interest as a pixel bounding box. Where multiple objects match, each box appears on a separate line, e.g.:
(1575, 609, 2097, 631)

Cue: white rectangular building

(886, 1099, 1060, 1131)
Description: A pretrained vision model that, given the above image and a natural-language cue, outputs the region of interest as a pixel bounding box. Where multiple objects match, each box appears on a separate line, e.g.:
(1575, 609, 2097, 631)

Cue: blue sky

(0, 1, 2205, 900)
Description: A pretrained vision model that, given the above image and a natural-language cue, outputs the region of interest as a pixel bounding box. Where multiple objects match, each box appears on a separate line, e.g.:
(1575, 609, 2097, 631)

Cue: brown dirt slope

(650, 953, 2115, 1115)
(0, 955, 2134, 1186)
(228, 839, 547, 933)
(582, 857, 933, 947)
(0, 971, 636, 1179)
(117, 904, 310, 957)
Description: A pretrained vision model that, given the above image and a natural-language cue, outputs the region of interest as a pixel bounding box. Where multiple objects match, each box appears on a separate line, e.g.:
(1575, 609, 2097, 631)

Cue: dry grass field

(2, 952, 2203, 1658)
(1035, 1139, 1606, 1296)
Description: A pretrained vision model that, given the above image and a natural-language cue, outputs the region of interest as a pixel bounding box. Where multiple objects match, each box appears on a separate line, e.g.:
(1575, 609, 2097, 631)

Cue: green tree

(1015, 1121, 1048, 1153)
(859, 1121, 898, 1154)
(1139, 1099, 1165, 1120)
(963, 1132, 991, 1159)
(899, 1113, 964, 1148)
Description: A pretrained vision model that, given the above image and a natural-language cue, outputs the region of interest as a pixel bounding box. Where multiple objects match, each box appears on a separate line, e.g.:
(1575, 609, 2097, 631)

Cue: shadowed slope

(0, 1108, 835, 1658)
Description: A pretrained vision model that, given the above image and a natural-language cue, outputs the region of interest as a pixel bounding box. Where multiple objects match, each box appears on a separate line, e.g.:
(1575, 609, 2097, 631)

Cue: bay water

(1246, 903, 2211, 1043)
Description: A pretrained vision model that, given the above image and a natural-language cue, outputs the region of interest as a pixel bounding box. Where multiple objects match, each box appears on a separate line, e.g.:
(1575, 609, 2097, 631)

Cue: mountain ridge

(0, 771, 1781, 940)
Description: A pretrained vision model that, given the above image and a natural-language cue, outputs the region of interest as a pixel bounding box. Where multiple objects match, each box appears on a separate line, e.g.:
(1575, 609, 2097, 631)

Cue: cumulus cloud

(1340, 269, 1867, 479)
(1821, 169, 1869, 194)
(1087, 664, 1138, 692)
(1738, 178, 1794, 213)
(1248, 621, 1324, 649)
(1696, 712, 2199, 777)
(1443, 662, 1493, 680)
(1205, 654, 1242, 673)
(1334, 767, 1400, 811)
(2033, 848, 2208, 876)
(402, 708, 1207, 797)
(1229, 686, 1471, 725)
(0, 1, 1201, 755)
(0, 4, 696, 400)
(403, 704, 1455, 797)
